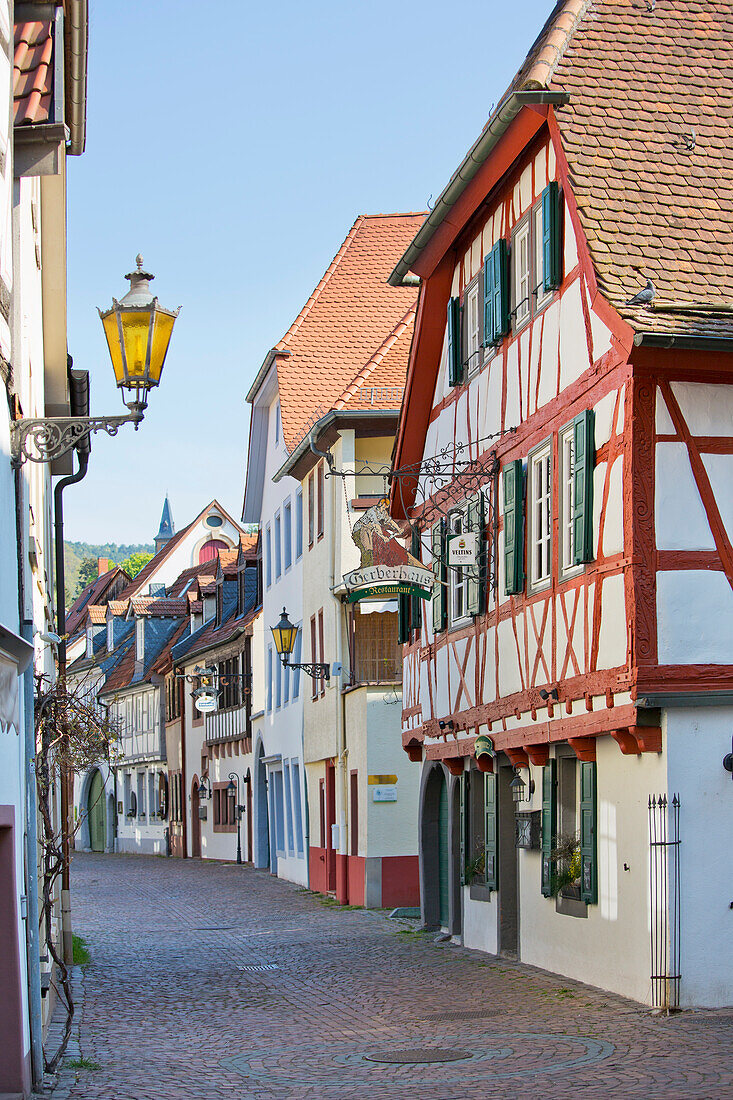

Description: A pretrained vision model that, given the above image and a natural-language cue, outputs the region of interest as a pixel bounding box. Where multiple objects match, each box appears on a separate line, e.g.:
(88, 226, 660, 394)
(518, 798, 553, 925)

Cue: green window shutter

(542, 181, 562, 292)
(580, 761, 598, 905)
(484, 771, 498, 890)
(572, 409, 595, 565)
(397, 592, 410, 645)
(466, 494, 485, 617)
(410, 529, 422, 632)
(490, 239, 510, 343)
(431, 521, 447, 633)
(459, 772, 466, 886)
(483, 255, 493, 343)
(503, 460, 525, 595)
(541, 760, 557, 897)
(447, 296, 463, 386)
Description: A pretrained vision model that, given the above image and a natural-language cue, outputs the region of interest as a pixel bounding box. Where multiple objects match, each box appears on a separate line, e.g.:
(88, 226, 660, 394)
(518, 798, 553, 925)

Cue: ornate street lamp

(270, 607, 330, 682)
(510, 766, 535, 811)
(10, 255, 180, 466)
(227, 773, 244, 865)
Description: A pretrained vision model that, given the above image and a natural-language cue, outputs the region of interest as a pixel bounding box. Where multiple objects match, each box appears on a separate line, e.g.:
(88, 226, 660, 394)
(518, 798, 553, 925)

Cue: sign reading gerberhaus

(343, 500, 433, 602)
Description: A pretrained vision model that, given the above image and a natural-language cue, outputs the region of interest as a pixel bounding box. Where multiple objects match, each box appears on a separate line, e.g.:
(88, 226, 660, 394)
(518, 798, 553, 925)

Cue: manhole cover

(365, 1048, 473, 1064)
(239, 964, 279, 972)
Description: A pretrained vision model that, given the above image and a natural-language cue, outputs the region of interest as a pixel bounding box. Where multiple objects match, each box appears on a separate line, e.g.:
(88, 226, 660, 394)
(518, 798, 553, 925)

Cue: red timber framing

(394, 105, 733, 769)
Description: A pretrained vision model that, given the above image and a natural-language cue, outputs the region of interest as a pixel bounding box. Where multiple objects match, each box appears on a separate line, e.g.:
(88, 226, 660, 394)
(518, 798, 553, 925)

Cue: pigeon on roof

(625, 279, 656, 307)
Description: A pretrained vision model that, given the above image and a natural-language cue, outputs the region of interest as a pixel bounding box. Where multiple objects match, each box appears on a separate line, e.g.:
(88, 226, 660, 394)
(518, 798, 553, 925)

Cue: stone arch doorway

(253, 740, 271, 871)
(191, 778, 201, 858)
(88, 770, 105, 852)
(420, 764, 450, 930)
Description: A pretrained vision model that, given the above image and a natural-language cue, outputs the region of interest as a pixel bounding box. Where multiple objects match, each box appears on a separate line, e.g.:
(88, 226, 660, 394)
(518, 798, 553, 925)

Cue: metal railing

(648, 793, 681, 1012)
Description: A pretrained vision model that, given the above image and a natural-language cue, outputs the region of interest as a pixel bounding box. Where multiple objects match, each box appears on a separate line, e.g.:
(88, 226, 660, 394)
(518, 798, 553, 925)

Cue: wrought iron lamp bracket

(10, 407, 144, 467)
(279, 654, 330, 682)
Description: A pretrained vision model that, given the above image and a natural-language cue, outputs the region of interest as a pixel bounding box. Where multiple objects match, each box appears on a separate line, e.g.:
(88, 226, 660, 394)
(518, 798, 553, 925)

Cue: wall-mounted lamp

(510, 766, 535, 811)
(438, 719, 455, 732)
(271, 608, 330, 682)
(723, 736, 733, 780)
(539, 687, 559, 702)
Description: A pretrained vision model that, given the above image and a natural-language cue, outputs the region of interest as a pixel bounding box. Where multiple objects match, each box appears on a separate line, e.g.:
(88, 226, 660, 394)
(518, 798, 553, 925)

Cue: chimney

(98, 557, 110, 576)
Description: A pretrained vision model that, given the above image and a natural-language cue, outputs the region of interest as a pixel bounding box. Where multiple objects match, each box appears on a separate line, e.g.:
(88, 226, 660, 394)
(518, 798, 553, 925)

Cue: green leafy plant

(549, 833, 581, 897)
(67, 1057, 100, 1071)
(72, 935, 90, 966)
(464, 851, 485, 884)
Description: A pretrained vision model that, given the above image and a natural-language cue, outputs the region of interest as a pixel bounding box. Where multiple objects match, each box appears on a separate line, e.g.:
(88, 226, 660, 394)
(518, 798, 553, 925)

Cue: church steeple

(154, 495, 175, 554)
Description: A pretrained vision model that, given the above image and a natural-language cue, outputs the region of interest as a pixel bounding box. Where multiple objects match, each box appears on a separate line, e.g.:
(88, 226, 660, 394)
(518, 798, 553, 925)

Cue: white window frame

(465, 280, 481, 376)
(283, 500, 292, 572)
(448, 505, 471, 627)
(107, 617, 113, 652)
(274, 400, 280, 444)
(295, 489, 303, 559)
(86, 626, 94, 658)
(559, 424, 583, 580)
(267, 645, 273, 712)
(513, 216, 531, 330)
(274, 511, 282, 580)
(265, 524, 272, 588)
(533, 201, 553, 313)
(527, 439, 552, 592)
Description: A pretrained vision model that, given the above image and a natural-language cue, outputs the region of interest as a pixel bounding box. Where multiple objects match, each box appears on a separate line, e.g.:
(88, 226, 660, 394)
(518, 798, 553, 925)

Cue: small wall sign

(447, 532, 477, 566)
(372, 785, 397, 802)
(195, 692, 218, 714)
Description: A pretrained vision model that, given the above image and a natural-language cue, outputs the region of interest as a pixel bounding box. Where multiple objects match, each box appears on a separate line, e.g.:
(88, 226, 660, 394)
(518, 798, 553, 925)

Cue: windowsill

(448, 615, 472, 633)
(317, 533, 324, 543)
(560, 564, 585, 584)
(469, 882, 493, 902)
(527, 578, 552, 597)
(555, 891, 588, 919)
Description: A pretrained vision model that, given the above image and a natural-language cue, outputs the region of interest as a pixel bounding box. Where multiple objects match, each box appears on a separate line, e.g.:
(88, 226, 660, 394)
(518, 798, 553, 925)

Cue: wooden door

(88, 771, 105, 852)
(438, 774, 450, 928)
(191, 780, 201, 858)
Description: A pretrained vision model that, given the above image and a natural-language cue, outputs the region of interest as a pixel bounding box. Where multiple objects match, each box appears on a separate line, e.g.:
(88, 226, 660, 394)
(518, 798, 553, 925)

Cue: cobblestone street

(49, 852, 733, 1099)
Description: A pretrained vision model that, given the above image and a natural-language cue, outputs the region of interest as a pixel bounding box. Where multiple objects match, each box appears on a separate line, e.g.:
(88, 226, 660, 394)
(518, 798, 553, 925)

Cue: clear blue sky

(64, 0, 553, 544)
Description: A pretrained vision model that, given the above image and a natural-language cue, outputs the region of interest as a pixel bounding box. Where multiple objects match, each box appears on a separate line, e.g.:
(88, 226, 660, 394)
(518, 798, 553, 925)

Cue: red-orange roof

(14, 21, 53, 125)
(273, 214, 424, 451)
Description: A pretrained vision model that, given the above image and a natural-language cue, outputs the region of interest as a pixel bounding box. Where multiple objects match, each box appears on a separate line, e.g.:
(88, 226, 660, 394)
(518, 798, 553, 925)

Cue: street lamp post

(227, 773, 244, 865)
(10, 256, 180, 466)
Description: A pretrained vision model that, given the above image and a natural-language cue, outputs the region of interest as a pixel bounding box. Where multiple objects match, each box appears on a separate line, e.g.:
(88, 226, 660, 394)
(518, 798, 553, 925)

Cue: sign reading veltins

(447, 532, 477, 566)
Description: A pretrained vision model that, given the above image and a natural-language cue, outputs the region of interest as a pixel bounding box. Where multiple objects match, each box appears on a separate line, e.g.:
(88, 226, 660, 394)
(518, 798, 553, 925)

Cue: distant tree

(75, 557, 99, 594)
(120, 551, 153, 579)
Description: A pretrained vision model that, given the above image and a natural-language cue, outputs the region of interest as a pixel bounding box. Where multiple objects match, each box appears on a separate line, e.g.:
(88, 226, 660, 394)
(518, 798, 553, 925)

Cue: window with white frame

(136, 618, 144, 662)
(86, 626, 93, 658)
(274, 512, 282, 579)
(292, 630, 301, 698)
(291, 761, 304, 855)
(466, 281, 481, 374)
(283, 500, 292, 571)
(295, 490, 303, 559)
(284, 760, 294, 854)
(265, 524, 272, 588)
(267, 645, 273, 712)
(512, 217, 531, 329)
(533, 202, 553, 311)
(449, 507, 469, 625)
(528, 441, 552, 589)
(274, 400, 280, 444)
(559, 424, 582, 578)
(276, 654, 282, 709)
(107, 617, 113, 652)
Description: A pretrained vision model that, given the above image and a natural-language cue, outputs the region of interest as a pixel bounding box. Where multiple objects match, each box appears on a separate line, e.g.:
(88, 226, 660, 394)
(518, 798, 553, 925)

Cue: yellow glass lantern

(98, 255, 180, 412)
(271, 608, 299, 663)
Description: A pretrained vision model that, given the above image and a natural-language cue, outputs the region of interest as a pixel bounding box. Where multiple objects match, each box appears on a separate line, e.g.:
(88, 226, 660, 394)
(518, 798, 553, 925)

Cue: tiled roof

(107, 601, 128, 617)
(272, 214, 423, 451)
(87, 605, 107, 625)
(546, 0, 733, 336)
(100, 617, 187, 696)
(129, 597, 189, 617)
(65, 567, 130, 637)
(172, 577, 260, 665)
(13, 20, 53, 126)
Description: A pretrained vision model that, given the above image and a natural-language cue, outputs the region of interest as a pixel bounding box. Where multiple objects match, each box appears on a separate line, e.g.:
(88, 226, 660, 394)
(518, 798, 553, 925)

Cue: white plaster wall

(665, 706, 733, 1007)
(520, 738, 666, 1005)
(463, 889, 499, 954)
(364, 688, 419, 858)
(656, 443, 713, 551)
(657, 571, 733, 665)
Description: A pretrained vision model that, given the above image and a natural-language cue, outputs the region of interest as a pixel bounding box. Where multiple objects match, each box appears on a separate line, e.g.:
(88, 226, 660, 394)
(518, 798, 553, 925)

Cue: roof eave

(633, 332, 733, 353)
(245, 349, 290, 404)
(274, 409, 400, 483)
(388, 91, 571, 287)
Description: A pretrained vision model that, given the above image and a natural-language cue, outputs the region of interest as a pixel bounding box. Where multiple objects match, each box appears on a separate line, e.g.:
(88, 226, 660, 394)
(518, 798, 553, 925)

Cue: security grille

(648, 794, 681, 1012)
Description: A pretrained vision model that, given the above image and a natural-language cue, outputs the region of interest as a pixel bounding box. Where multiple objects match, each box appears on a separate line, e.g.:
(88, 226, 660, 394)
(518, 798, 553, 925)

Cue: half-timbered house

(390, 0, 733, 1007)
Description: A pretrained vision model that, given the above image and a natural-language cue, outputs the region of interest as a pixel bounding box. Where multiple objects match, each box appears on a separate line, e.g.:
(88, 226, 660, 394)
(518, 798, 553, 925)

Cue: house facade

(0, 4, 88, 1093)
(244, 213, 424, 900)
(390, 0, 733, 1008)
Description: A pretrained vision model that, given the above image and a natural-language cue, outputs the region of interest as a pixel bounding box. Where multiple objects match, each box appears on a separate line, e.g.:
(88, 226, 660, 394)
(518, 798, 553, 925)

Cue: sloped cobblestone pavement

(46, 852, 733, 1099)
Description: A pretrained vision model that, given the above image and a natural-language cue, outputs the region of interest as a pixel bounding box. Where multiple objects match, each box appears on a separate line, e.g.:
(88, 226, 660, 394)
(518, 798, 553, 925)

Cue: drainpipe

(54, 447, 89, 964)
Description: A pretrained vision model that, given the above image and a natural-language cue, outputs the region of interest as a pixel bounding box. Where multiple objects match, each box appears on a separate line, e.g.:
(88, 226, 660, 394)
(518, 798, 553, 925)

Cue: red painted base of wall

(347, 855, 365, 906)
(307, 848, 419, 908)
(309, 846, 329, 894)
(381, 855, 420, 908)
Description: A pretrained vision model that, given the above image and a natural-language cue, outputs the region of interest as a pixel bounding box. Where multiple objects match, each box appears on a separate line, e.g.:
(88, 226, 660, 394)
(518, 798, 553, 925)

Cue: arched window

(199, 539, 228, 564)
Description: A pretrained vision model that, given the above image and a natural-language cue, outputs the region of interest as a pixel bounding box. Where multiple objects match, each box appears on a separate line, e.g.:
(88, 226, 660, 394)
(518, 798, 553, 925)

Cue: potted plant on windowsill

(464, 852, 485, 885)
(550, 834, 582, 899)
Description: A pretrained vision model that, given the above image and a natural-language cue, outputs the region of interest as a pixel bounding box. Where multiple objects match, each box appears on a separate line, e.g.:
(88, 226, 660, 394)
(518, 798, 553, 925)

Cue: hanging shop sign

(194, 691, 218, 714)
(447, 531, 477, 566)
(344, 499, 433, 603)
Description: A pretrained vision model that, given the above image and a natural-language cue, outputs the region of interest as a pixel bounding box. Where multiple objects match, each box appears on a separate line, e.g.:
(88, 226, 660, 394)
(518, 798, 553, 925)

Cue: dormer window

(107, 617, 113, 653)
(136, 618, 144, 663)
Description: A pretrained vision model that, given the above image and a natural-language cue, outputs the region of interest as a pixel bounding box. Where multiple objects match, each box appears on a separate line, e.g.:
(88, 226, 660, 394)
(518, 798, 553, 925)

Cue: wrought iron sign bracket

(10, 407, 144, 467)
(280, 655, 330, 682)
